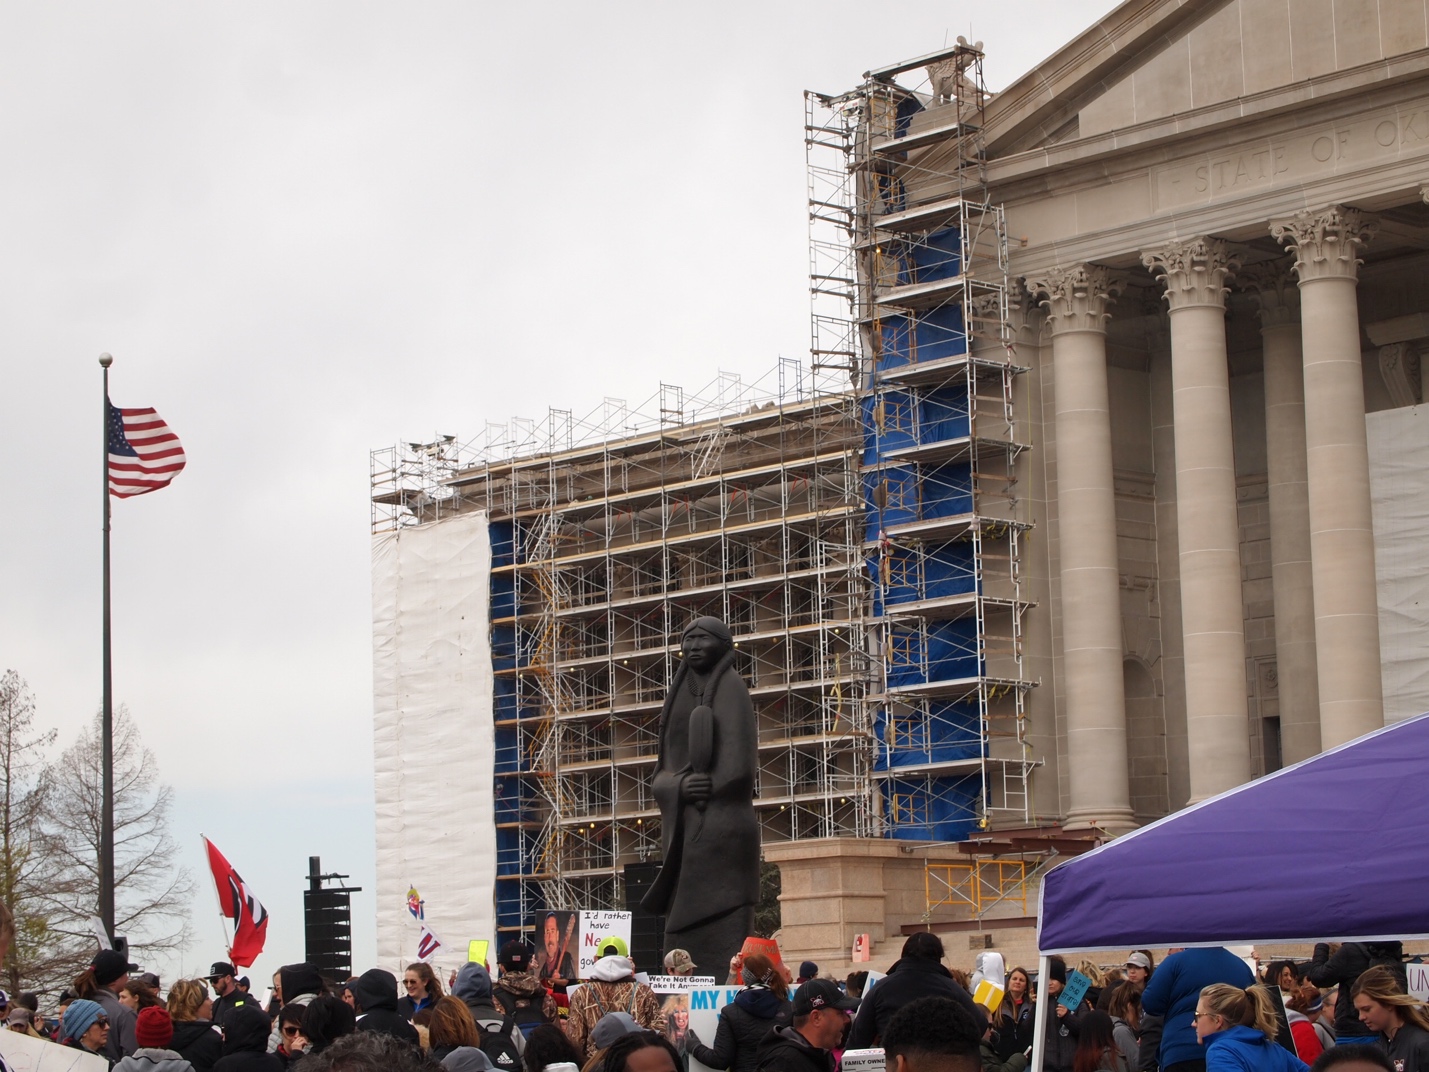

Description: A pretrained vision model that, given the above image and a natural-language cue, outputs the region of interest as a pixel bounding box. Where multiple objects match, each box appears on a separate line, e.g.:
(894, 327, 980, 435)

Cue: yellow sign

(973, 979, 1005, 1015)
(468, 939, 489, 966)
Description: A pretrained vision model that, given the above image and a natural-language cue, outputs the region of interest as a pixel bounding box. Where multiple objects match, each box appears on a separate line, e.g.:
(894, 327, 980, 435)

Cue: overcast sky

(0, 1, 1119, 991)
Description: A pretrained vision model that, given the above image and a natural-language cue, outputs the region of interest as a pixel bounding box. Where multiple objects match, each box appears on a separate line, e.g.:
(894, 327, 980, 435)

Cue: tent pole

(1030, 954, 1050, 1072)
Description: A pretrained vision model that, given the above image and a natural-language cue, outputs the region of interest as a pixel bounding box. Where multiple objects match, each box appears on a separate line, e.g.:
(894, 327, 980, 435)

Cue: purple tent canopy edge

(1037, 711, 1429, 954)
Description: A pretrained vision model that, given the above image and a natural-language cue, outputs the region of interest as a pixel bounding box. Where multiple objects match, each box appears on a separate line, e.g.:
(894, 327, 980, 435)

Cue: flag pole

(98, 353, 115, 943)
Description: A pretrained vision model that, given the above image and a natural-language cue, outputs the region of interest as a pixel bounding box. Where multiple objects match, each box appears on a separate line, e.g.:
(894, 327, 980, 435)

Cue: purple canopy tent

(1027, 711, 1429, 1070)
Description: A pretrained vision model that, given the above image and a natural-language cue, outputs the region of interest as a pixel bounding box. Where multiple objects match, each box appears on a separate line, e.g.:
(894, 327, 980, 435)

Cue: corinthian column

(1141, 237, 1251, 800)
(1241, 265, 1321, 765)
(1271, 206, 1384, 747)
(1028, 265, 1136, 834)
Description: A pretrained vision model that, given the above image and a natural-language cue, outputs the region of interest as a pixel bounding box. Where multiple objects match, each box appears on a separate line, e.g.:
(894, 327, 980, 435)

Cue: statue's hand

(684, 773, 713, 804)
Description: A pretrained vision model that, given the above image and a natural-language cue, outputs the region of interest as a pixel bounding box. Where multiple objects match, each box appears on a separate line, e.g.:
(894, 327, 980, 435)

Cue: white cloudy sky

(0, 1, 1118, 990)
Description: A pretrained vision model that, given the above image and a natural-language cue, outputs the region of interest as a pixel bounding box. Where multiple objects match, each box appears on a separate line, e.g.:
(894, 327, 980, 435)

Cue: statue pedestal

(763, 838, 993, 976)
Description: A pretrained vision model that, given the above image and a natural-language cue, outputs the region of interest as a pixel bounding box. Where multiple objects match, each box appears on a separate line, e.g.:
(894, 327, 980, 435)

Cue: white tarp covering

(1368, 404, 1429, 724)
(372, 510, 495, 976)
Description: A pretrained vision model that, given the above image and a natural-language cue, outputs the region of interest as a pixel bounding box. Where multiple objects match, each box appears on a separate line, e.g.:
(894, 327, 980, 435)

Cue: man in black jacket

(884, 996, 982, 1072)
(755, 979, 857, 1072)
(1306, 942, 1406, 1044)
(351, 968, 420, 1046)
(846, 933, 987, 1049)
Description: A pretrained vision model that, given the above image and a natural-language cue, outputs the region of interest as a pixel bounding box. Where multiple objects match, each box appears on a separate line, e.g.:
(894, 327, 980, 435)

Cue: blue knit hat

(62, 998, 104, 1042)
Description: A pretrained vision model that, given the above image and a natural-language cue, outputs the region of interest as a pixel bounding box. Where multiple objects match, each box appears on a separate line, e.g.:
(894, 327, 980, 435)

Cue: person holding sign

(641, 619, 760, 976)
(1039, 956, 1090, 1072)
(687, 952, 792, 1072)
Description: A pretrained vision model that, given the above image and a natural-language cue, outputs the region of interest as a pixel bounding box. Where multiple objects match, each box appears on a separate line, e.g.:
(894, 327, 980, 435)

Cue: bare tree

(0, 670, 79, 995)
(42, 705, 194, 971)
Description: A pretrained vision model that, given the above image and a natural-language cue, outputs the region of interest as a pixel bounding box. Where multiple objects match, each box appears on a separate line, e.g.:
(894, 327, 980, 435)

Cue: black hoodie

(352, 968, 419, 1046)
(170, 1018, 223, 1072)
(1306, 942, 1406, 1038)
(754, 1025, 833, 1072)
(213, 1006, 284, 1072)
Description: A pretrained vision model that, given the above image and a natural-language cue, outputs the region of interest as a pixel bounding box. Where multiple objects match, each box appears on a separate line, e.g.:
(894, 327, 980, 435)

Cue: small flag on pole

(416, 924, 444, 962)
(407, 886, 425, 920)
(107, 399, 185, 498)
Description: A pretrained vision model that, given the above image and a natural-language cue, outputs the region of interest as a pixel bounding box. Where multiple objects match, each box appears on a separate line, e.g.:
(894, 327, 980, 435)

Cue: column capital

(1026, 264, 1123, 336)
(1270, 205, 1377, 283)
(1238, 260, 1301, 329)
(1141, 236, 1238, 311)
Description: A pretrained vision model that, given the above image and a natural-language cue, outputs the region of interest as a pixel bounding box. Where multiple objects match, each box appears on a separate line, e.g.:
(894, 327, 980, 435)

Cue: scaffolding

(374, 363, 879, 936)
(806, 39, 1038, 844)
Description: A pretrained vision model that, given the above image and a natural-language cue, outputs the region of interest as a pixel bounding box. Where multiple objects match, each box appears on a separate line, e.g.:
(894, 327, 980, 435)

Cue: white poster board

(1408, 962, 1429, 1002)
(0, 1032, 109, 1072)
(663, 985, 743, 1072)
(578, 910, 633, 977)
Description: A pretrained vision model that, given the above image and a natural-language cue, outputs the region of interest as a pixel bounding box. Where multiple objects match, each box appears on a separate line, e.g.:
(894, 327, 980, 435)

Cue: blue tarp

(1037, 712, 1429, 953)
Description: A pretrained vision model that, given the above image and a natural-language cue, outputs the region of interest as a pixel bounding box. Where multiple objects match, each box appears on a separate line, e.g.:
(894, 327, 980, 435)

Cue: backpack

(478, 1014, 526, 1070)
(492, 985, 551, 1040)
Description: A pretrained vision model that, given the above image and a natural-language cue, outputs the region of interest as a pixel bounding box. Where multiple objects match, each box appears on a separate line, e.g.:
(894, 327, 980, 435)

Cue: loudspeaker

(623, 862, 665, 970)
(304, 887, 354, 979)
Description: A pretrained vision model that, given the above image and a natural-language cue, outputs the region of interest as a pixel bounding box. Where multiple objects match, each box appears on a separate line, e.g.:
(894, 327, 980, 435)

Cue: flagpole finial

(98, 353, 113, 368)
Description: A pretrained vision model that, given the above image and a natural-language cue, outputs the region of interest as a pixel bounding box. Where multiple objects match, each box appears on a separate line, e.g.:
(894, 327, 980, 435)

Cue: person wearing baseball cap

(77, 947, 140, 1061)
(492, 940, 559, 1027)
(664, 950, 697, 977)
(208, 960, 260, 1027)
(755, 978, 857, 1072)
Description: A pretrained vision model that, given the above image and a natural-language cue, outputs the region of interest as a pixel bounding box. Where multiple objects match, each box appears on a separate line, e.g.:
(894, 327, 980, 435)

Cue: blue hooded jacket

(1140, 948, 1254, 1068)
(1204, 1025, 1309, 1072)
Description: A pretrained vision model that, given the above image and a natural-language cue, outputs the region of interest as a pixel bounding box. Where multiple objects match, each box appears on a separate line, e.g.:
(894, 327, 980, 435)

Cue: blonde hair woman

(1194, 983, 1308, 1072)
(1352, 966, 1429, 1072)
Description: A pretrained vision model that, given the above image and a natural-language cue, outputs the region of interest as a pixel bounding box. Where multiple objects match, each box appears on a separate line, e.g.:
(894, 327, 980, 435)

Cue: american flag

(107, 399, 185, 498)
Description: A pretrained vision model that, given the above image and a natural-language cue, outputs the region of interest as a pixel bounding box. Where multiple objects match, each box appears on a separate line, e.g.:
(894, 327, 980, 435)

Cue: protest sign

(1409, 962, 1429, 1002)
(468, 939, 489, 967)
(1059, 969, 1092, 1010)
(0, 1029, 109, 1071)
(974, 978, 1005, 1015)
(684, 986, 743, 1072)
(739, 936, 784, 970)
(578, 910, 633, 977)
(650, 975, 719, 992)
(841, 1050, 886, 1072)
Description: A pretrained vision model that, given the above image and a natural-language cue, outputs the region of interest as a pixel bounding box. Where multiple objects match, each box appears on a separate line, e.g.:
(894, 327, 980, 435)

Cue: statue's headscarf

(682, 616, 733, 646)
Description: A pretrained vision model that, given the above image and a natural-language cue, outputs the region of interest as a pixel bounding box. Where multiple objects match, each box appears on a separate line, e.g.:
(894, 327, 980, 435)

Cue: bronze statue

(641, 617, 759, 973)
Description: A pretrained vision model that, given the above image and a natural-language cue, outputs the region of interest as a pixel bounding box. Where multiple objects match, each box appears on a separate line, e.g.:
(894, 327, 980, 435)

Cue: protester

(686, 952, 792, 1072)
(996, 967, 1036, 1062)
(601, 1034, 681, 1072)
(295, 1031, 444, 1072)
(401, 964, 447, 1018)
(300, 996, 357, 1058)
(454, 964, 503, 1027)
(114, 1007, 198, 1072)
(1309, 1045, 1395, 1072)
(796, 964, 818, 987)
(846, 974, 868, 1001)
(1285, 989, 1326, 1065)
(5, 1008, 37, 1037)
(980, 1011, 1028, 1072)
(444, 1048, 498, 1072)
(1308, 991, 1337, 1054)
(565, 956, 665, 1061)
(1307, 945, 1406, 1045)
(428, 998, 484, 1063)
(1106, 984, 1142, 1070)
(215, 1005, 285, 1072)
(269, 965, 327, 1055)
(1042, 957, 1089, 1072)
(494, 942, 559, 1028)
(754, 979, 856, 1072)
(62, 998, 113, 1062)
(1141, 947, 1255, 1072)
(848, 933, 986, 1048)
(523, 1024, 584, 1072)
(123, 980, 163, 1012)
(1074, 1011, 1127, 1072)
(168, 979, 224, 1072)
(883, 995, 983, 1072)
(210, 964, 262, 1028)
(75, 947, 140, 1061)
(1350, 966, 1429, 1072)
(663, 952, 697, 978)
(275, 1004, 308, 1066)
(1126, 955, 1154, 989)
(350, 968, 419, 1045)
(1193, 983, 1307, 1072)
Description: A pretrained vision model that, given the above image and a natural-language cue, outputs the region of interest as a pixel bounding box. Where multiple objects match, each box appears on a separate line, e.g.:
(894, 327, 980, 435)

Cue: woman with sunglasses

(62, 998, 112, 1062)
(398, 963, 444, 1019)
(167, 979, 223, 1072)
(1193, 984, 1308, 1072)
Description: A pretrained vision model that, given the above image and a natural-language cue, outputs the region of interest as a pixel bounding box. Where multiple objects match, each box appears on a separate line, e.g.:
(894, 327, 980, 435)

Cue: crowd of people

(2, 937, 1427, 1072)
